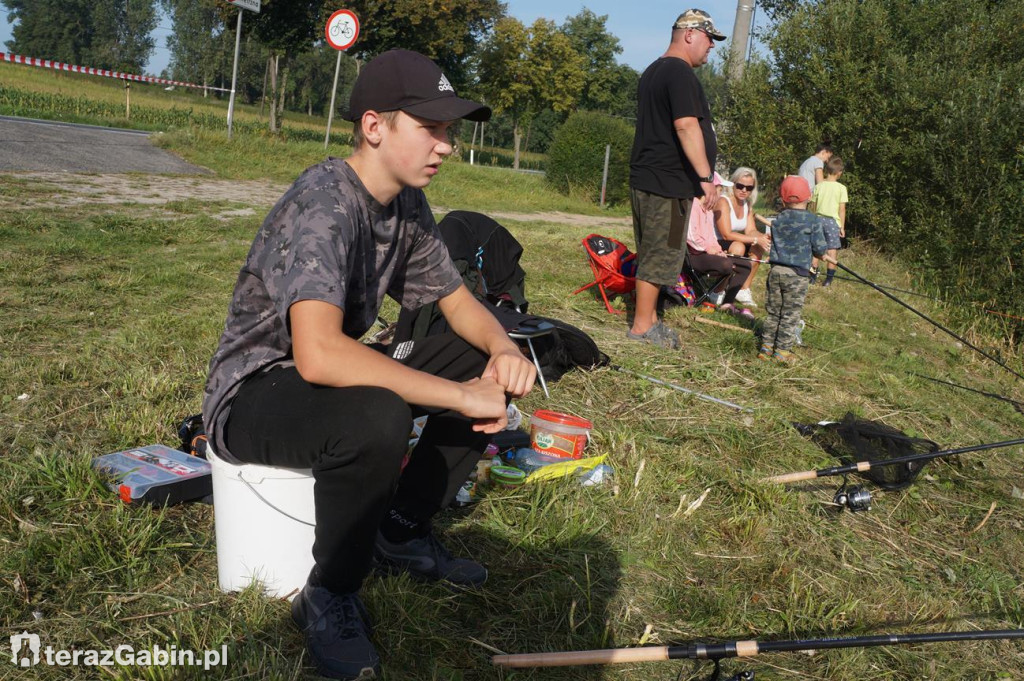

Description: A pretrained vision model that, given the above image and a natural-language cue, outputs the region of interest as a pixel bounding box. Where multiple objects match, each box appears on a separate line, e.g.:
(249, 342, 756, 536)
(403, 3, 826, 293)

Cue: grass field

(3, 70, 1024, 681)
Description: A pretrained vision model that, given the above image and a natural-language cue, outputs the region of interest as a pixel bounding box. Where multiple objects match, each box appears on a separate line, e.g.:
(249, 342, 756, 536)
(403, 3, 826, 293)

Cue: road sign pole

(226, 9, 243, 139)
(324, 50, 343, 149)
(323, 9, 360, 147)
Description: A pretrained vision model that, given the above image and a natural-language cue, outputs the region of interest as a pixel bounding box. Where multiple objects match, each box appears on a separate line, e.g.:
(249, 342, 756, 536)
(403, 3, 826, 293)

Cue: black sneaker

(374, 531, 487, 587)
(291, 585, 379, 680)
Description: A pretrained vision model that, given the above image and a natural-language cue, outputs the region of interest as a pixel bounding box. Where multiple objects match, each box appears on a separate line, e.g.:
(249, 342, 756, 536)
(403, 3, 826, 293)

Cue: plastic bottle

(578, 463, 614, 487)
(504, 447, 566, 474)
(504, 403, 523, 431)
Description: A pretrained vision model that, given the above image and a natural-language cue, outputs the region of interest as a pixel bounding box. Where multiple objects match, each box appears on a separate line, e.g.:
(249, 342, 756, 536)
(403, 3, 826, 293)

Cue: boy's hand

(822, 254, 838, 265)
(483, 348, 536, 398)
(459, 377, 510, 433)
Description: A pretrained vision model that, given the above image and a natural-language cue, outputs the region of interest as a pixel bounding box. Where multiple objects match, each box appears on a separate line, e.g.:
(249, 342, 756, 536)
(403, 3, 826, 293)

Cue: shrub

(719, 0, 1024, 325)
(546, 110, 634, 206)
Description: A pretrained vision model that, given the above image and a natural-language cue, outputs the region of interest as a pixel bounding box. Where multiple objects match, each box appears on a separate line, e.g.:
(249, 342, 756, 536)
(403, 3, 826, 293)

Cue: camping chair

(573, 234, 637, 314)
(678, 260, 731, 308)
(506, 320, 555, 399)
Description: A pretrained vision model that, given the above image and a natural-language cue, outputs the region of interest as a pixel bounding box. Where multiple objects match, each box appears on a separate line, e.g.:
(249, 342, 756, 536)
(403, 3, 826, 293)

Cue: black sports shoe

(291, 585, 379, 680)
(374, 531, 487, 587)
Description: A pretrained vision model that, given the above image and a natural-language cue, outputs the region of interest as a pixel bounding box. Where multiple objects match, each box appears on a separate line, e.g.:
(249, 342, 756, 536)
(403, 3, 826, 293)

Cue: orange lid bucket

(529, 410, 592, 459)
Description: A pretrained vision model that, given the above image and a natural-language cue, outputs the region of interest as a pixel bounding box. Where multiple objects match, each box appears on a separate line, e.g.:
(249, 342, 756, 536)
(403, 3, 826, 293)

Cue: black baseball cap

(347, 49, 491, 123)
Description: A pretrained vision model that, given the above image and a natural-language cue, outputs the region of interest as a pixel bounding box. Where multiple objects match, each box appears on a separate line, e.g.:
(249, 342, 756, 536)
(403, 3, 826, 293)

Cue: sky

(0, 1, 762, 77)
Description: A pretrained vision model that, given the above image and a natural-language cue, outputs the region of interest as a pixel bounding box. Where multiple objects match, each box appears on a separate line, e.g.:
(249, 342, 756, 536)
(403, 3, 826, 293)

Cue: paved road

(0, 116, 208, 174)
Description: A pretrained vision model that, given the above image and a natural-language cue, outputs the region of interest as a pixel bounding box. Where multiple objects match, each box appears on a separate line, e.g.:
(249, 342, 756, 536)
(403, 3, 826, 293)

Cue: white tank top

(729, 198, 749, 233)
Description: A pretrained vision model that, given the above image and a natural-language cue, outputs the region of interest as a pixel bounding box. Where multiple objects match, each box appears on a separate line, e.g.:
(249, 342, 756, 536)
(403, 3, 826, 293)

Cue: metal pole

(599, 144, 611, 208)
(226, 9, 243, 139)
(324, 50, 342, 149)
(728, 0, 755, 81)
(837, 261, 1024, 382)
(612, 366, 751, 413)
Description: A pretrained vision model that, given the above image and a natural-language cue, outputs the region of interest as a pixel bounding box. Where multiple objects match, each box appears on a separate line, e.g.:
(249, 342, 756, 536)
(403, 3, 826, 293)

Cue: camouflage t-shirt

(202, 158, 461, 461)
(768, 208, 828, 276)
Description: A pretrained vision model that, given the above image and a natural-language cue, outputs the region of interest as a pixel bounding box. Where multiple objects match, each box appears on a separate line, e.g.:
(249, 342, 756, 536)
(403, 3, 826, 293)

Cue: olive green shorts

(630, 188, 693, 286)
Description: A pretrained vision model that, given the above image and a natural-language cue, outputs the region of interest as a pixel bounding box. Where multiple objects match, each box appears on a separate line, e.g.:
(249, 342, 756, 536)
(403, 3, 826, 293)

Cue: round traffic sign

(325, 9, 359, 51)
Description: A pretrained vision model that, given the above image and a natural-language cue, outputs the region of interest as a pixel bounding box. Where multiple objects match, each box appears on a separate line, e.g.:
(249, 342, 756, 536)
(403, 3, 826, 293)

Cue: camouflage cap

(673, 9, 727, 41)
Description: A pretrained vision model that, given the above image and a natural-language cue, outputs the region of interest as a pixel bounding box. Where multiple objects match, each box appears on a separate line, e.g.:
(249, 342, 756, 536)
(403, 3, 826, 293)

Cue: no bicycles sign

(325, 9, 359, 51)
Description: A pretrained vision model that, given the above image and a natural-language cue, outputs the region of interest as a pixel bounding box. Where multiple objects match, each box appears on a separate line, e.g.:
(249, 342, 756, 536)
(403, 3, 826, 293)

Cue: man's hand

(483, 347, 536, 398)
(700, 182, 719, 211)
(460, 377, 511, 433)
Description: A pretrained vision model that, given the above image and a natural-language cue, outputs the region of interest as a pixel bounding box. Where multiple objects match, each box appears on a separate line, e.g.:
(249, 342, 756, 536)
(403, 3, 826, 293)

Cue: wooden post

(600, 144, 611, 207)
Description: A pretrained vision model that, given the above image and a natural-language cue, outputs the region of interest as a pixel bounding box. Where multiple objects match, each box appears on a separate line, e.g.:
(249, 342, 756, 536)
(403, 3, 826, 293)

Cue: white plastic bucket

(208, 448, 316, 599)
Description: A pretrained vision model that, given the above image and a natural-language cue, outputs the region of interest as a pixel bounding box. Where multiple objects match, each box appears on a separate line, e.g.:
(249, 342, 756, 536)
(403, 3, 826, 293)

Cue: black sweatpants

(223, 333, 489, 594)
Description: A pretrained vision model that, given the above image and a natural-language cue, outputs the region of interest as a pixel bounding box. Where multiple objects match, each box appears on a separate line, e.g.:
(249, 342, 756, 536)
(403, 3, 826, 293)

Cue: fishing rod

(829, 273, 942, 301)
(830, 274, 1024, 322)
(492, 628, 1024, 676)
(612, 365, 752, 413)
(763, 438, 1024, 485)
(911, 372, 1024, 415)
(836, 262, 1024, 382)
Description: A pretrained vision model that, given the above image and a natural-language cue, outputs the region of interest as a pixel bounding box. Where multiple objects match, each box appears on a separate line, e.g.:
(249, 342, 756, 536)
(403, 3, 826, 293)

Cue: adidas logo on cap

(438, 74, 454, 93)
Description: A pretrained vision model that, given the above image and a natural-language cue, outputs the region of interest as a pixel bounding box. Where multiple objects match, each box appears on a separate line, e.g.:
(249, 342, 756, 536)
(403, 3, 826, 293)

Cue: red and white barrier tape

(0, 52, 231, 92)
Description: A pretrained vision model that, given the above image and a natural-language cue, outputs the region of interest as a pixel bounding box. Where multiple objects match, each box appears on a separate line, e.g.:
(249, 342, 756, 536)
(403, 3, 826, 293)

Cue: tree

(327, 0, 505, 91)
(547, 110, 634, 205)
(721, 0, 1024, 321)
(235, 0, 323, 132)
(2, 0, 94, 64)
(288, 46, 357, 117)
(478, 17, 585, 169)
(560, 9, 636, 115)
(89, 0, 157, 72)
(160, 0, 227, 90)
(756, 0, 804, 22)
(2, 0, 156, 72)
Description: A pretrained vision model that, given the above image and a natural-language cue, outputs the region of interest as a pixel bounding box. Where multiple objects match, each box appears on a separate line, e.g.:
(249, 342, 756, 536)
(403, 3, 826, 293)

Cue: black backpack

(398, 211, 528, 340)
(439, 210, 527, 309)
(395, 211, 608, 381)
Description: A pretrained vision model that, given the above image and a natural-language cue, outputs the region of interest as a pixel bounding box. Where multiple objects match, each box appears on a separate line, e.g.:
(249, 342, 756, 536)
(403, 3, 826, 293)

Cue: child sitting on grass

(809, 156, 848, 286)
(759, 176, 830, 362)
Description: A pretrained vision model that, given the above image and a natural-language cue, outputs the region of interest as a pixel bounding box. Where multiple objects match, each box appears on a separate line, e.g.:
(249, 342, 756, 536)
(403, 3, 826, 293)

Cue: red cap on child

(780, 175, 811, 204)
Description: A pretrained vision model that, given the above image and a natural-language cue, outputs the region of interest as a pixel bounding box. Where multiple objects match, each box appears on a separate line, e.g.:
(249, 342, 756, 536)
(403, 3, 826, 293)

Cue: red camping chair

(573, 234, 637, 314)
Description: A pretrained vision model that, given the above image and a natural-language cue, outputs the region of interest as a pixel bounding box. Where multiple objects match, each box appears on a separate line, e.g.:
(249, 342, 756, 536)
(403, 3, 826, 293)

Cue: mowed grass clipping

(3, 154, 1024, 681)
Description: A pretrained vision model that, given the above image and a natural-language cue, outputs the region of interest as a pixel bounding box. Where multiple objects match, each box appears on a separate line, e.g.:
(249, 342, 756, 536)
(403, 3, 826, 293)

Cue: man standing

(203, 50, 535, 679)
(628, 9, 726, 348)
(797, 143, 833, 194)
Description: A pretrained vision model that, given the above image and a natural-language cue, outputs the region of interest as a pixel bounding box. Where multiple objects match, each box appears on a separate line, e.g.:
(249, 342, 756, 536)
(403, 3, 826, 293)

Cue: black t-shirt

(629, 57, 717, 200)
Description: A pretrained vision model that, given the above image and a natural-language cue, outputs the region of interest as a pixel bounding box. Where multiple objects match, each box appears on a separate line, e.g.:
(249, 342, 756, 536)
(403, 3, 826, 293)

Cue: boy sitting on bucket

(758, 175, 830, 362)
(202, 49, 536, 680)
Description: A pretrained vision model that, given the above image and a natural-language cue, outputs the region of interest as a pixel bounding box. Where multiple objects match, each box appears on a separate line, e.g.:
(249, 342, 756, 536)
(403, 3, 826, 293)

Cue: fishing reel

(691, 659, 755, 681)
(833, 476, 872, 513)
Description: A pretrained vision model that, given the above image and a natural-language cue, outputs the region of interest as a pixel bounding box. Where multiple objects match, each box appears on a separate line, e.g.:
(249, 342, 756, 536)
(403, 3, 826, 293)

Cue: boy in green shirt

(809, 156, 848, 287)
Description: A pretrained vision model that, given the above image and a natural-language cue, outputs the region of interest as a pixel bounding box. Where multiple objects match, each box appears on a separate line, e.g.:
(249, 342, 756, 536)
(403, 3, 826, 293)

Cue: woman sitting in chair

(686, 173, 753, 320)
(714, 167, 771, 307)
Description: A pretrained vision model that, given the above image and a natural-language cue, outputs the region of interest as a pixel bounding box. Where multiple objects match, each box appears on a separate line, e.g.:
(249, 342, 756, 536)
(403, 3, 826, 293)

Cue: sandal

(626, 321, 680, 350)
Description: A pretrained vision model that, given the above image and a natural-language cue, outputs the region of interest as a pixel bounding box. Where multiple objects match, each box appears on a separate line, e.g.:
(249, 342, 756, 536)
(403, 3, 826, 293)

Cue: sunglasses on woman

(734, 182, 755, 192)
